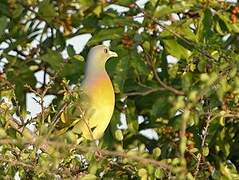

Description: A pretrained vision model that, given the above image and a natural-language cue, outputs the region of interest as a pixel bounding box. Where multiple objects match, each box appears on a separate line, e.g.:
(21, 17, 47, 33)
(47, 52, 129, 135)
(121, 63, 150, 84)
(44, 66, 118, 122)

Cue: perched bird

(59, 45, 118, 140)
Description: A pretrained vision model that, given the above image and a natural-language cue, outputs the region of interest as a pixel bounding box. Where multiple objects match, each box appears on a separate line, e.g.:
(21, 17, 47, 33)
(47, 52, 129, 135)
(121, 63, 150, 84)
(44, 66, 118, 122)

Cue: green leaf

(162, 38, 191, 59)
(67, 45, 76, 57)
(0, 16, 8, 36)
(88, 28, 124, 46)
(0, 1, 9, 16)
(12, 4, 24, 18)
(196, 9, 214, 42)
(154, 2, 194, 18)
(130, 54, 150, 77)
(62, 57, 85, 82)
(81, 15, 99, 29)
(78, 0, 95, 14)
(54, 30, 66, 50)
(41, 50, 63, 70)
(113, 55, 129, 93)
(114, 0, 134, 6)
(39, 0, 57, 22)
(151, 93, 173, 118)
(100, 12, 139, 27)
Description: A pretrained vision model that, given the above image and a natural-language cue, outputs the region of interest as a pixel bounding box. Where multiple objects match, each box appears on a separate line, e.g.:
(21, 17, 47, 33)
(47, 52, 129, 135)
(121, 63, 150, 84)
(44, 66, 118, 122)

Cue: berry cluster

(122, 34, 133, 48)
(231, 6, 239, 24)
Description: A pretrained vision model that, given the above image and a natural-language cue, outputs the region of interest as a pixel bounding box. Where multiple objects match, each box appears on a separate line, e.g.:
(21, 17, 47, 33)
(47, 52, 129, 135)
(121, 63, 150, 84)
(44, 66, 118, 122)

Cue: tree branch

(144, 51, 185, 96)
(124, 87, 165, 96)
(0, 157, 33, 169)
(0, 138, 172, 171)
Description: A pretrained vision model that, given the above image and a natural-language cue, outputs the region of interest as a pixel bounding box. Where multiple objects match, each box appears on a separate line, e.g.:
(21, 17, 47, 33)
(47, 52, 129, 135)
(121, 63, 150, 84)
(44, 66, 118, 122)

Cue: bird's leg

(94, 140, 104, 160)
(95, 149, 103, 160)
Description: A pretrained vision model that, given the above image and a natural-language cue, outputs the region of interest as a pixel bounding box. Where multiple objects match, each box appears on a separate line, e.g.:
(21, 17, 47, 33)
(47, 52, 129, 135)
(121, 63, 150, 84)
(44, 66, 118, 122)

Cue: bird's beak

(109, 50, 118, 58)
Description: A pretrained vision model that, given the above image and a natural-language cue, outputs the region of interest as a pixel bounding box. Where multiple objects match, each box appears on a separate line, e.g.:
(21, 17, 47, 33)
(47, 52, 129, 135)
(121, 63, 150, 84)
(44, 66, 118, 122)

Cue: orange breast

(82, 73, 115, 107)
(81, 72, 115, 126)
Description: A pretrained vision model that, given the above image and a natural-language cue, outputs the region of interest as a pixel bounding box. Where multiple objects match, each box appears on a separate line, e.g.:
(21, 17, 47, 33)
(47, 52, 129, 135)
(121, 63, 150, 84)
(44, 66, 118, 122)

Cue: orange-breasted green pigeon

(59, 45, 117, 140)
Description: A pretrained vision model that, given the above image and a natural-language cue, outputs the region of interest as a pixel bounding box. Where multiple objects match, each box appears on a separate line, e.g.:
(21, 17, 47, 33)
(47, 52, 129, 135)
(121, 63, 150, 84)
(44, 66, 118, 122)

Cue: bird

(59, 45, 118, 140)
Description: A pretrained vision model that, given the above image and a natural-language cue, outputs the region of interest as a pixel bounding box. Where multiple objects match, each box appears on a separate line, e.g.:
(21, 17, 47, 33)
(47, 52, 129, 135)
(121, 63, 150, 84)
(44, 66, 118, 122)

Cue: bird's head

(86, 45, 118, 74)
(88, 45, 118, 63)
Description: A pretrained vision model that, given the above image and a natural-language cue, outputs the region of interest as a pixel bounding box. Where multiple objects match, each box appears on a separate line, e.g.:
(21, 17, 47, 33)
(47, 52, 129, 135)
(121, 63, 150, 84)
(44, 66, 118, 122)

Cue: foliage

(1, 0, 239, 179)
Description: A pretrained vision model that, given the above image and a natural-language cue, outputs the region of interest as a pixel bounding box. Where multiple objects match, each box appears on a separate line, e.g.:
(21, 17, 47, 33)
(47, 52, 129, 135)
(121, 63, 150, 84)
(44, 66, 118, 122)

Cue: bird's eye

(104, 48, 108, 53)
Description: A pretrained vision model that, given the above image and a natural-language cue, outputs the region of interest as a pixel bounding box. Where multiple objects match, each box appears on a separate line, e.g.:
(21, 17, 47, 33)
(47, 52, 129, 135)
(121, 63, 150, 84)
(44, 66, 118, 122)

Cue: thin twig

(194, 114, 215, 177)
(124, 87, 165, 96)
(152, 67, 185, 96)
(47, 102, 69, 135)
(43, 65, 47, 88)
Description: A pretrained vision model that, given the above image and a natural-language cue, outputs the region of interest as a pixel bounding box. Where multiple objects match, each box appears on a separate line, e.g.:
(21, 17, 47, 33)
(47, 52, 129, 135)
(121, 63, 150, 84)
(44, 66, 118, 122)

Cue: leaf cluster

(1, 0, 239, 179)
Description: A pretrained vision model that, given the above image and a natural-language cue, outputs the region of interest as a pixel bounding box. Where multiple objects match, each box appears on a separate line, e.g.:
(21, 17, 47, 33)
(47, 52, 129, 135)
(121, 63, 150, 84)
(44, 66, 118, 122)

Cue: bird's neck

(85, 64, 107, 79)
(85, 59, 107, 77)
